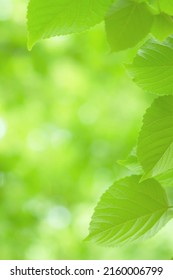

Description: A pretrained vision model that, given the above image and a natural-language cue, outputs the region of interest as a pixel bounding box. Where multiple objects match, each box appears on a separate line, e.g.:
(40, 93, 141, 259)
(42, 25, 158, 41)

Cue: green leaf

(86, 175, 172, 246)
(157, 170, 173, 188)
(151, 13, 173, 41)
(105, 0, 154, 51)
(159, 0, 173, 16)
(137, 96, 173, 181)
(27, 0, 113, 49)
(128, 36, 173, 95)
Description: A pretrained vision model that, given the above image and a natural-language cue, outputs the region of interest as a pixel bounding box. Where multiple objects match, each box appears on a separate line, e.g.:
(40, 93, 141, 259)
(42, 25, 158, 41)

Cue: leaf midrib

(92, 207, 167, 232)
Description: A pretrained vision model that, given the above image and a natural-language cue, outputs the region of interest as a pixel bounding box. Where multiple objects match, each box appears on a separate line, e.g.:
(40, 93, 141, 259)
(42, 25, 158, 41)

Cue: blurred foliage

(0, 0, 172, 259)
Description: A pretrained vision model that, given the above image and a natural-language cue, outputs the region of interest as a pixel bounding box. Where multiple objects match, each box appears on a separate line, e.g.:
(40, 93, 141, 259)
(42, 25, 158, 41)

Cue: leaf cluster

(26, 0, 173, 247)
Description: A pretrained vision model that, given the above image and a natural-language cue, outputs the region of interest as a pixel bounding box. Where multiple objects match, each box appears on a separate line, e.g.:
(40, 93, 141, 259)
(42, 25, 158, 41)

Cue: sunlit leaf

(105, 0, 153, 51)
(27, 0, 113, 49)
(86, 175, 172, 246)
(128, 36, 173, 95)
(137, 96, 173, 181)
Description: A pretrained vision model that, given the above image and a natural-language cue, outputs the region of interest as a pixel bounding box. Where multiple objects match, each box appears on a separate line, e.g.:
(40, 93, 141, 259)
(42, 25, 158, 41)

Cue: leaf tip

(83, 234, 92, 243)
(27, 34, 35, 51)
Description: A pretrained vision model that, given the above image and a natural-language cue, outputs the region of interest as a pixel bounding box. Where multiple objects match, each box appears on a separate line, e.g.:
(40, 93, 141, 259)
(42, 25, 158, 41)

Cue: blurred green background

(0, 0, 172, 260)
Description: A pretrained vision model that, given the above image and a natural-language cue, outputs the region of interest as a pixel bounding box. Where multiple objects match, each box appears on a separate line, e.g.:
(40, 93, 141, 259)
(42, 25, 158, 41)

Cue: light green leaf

(27, 0, 113, 49)
(128, 36, 173, 95)
(157, 170, 173, 188)
(105, 0, 153, 51)
(151, 13, 173, 41)
(159, 0, 173, 16)
(137, 96, 173, 181)
(86, 175, 172, 246)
